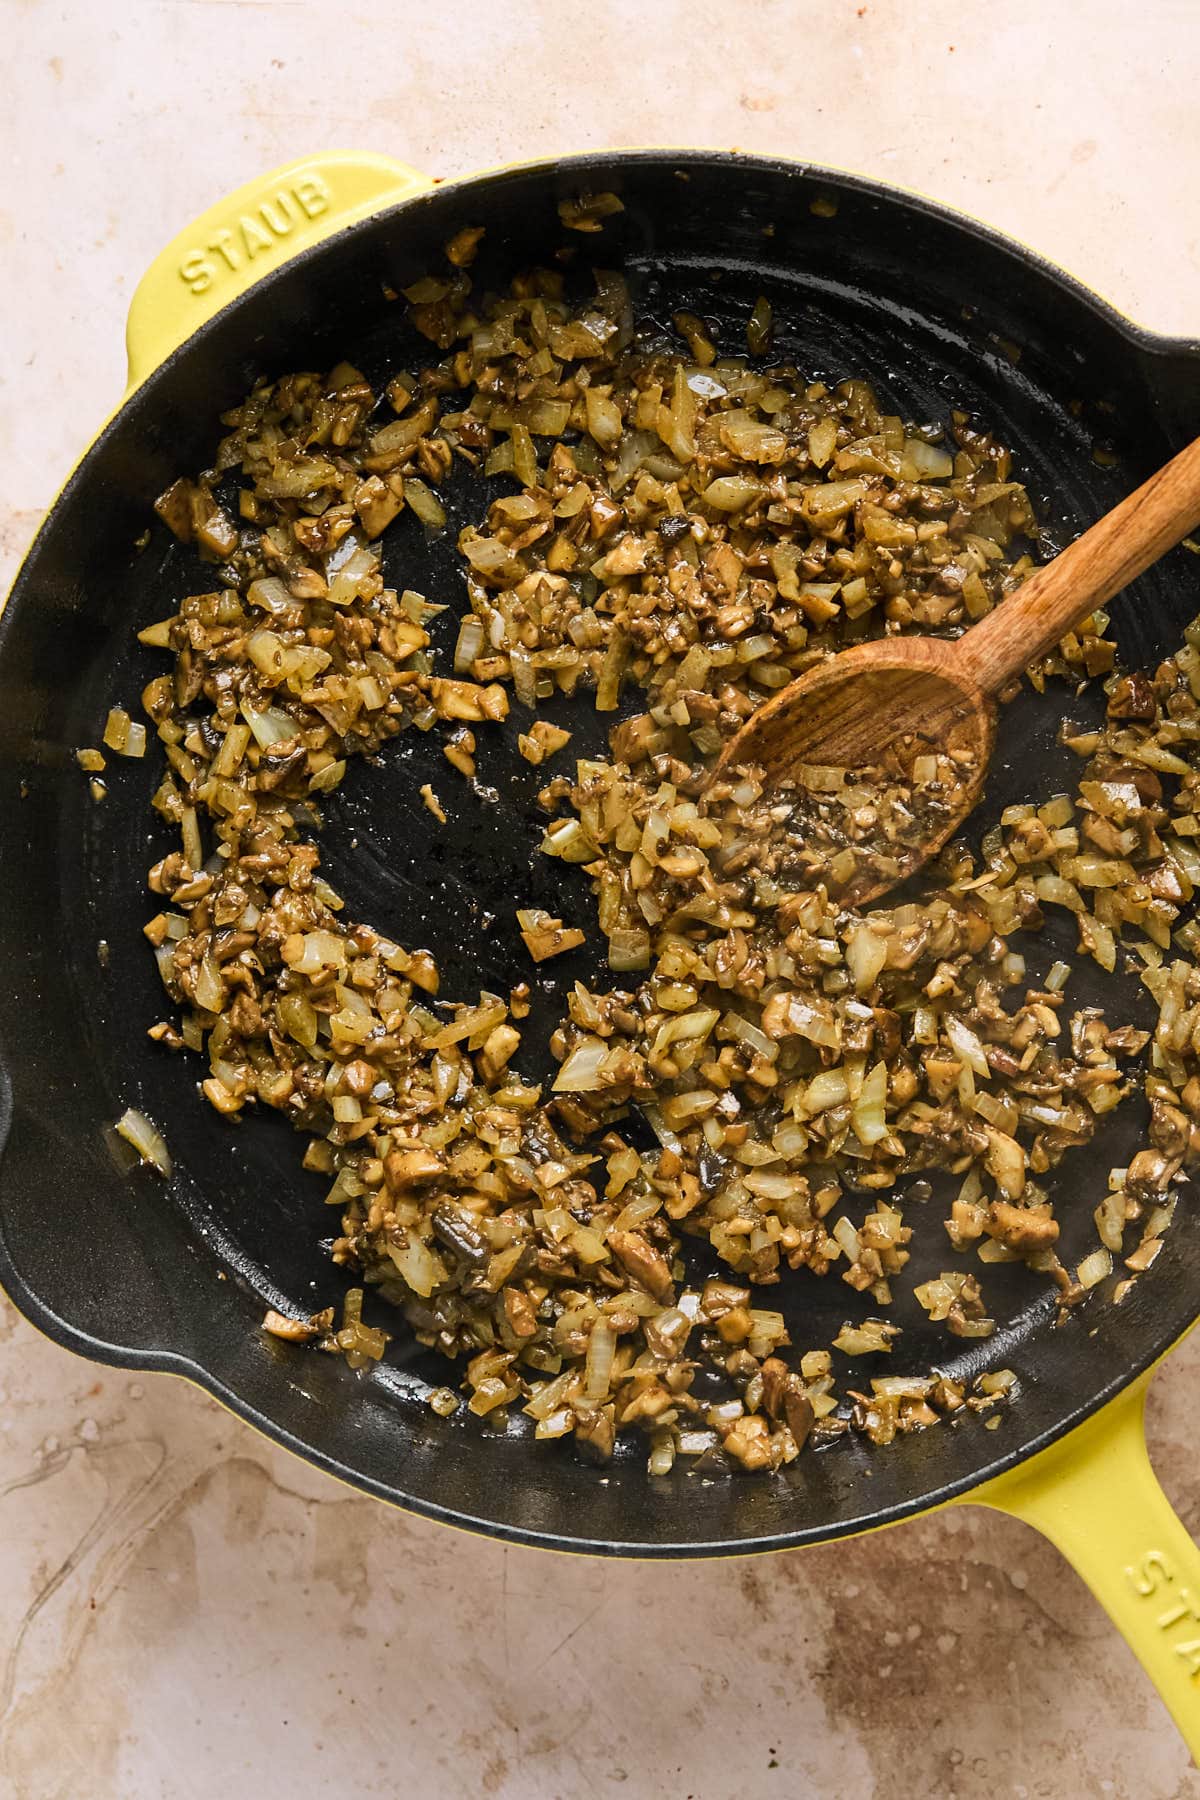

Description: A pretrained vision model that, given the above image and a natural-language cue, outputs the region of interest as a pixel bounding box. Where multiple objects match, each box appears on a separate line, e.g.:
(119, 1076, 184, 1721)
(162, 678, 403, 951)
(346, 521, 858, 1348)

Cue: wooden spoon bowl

(715, 435, 1200, 905)
(714, 638, 997, 903)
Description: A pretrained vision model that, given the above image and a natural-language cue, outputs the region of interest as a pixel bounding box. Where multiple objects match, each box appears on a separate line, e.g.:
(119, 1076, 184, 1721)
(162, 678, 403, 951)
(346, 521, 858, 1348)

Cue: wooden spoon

(714, 437, 1200, 904)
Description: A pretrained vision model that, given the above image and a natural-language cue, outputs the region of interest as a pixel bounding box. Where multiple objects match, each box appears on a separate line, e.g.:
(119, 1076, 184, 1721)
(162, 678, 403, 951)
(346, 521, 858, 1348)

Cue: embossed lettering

(1127, 1549, 1172, 1597)
(180, 250, 213, 296)
(260, 193, 296, 236)
(209, 228, 238, 272)
(174, 173, 333, 303)
(1125, 1555, 1200, 1679)
(1156, 1592, 1200, 1629)
(240, 214, 273, 259)
(294, 173, 331, 219)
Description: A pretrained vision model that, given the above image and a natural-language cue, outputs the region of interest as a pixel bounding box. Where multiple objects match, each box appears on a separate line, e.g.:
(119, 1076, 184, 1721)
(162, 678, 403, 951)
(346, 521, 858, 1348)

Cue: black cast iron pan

(0, 150, 1197, 1739)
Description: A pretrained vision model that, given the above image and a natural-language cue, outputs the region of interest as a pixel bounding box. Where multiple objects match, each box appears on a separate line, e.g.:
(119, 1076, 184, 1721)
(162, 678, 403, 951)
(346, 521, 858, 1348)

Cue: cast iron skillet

(1, 154, 1198, 1619)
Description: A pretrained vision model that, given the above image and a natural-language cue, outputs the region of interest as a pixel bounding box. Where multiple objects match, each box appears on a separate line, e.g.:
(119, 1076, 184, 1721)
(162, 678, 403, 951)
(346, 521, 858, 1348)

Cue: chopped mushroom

(986, 1201, 1060, 1254)
(518, 720, 572, 765)
(608, 1230, 675, 1302)
(419, 783, 447, 823)
(262, 1306, 335, 1342)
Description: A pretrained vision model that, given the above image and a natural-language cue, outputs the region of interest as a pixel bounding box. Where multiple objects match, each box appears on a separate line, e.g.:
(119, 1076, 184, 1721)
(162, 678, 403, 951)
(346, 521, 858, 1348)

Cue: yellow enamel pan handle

(967, 1372, 1200, 1756)
(124, 151, 434, 392)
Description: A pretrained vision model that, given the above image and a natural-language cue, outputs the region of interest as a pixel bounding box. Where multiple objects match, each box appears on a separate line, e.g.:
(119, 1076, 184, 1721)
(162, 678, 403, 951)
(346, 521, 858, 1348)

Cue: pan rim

(1, 145, 1197, 1555)
(5, 145, 1197, 629)
(0, 1252, 1191, 1555)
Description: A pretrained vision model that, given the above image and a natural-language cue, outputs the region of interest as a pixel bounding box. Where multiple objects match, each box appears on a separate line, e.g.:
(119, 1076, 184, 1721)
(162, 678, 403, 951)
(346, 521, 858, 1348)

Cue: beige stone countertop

(3, 2, 1199, 1795)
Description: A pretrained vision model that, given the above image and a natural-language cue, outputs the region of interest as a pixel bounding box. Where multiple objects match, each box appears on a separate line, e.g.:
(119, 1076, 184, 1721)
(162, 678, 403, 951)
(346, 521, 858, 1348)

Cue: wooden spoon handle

(952, 435, 1200, 695)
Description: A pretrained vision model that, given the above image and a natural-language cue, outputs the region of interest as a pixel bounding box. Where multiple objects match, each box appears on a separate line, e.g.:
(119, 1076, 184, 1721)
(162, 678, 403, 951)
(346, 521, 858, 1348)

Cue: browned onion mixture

(720, 742, 973, 905)
(111, 221, 1200, 1474)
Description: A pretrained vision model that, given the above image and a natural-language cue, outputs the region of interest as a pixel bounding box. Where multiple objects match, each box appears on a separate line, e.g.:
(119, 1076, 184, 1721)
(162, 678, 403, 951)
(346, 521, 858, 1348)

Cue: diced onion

(1077, 1247, 1113, 1289)
(114, 1108, 172, 1176)
(553, 1037, 608, 1092)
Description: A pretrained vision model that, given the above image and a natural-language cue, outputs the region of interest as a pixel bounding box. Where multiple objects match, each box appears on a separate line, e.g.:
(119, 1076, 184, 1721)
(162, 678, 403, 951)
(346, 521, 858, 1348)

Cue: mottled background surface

(3, 1, 1199, 1795)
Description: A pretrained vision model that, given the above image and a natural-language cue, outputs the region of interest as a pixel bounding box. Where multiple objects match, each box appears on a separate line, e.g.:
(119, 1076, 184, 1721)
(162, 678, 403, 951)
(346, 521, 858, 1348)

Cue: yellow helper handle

(124, 151, 434, 391)
(967, 1374, 1200, 1757)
